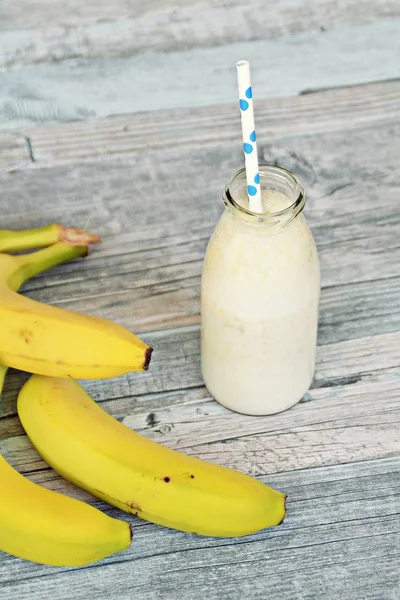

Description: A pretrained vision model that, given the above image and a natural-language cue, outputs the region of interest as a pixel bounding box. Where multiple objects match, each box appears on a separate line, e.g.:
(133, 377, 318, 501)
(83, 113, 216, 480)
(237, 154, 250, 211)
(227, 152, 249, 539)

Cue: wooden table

(1, 1, 400, 598)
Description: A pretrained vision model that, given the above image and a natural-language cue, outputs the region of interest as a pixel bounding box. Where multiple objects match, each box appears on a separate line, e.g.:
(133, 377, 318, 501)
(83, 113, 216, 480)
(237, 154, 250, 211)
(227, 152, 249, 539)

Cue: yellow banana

(0, 370, 131, 567)
(18, 375, 286, 537)
(0, 455, 131, 566)
(0, 243, 152, 378)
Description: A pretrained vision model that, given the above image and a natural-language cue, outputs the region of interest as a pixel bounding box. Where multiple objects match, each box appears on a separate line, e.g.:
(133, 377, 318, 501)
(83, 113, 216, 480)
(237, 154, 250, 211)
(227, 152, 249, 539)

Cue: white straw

(236, 60, 262, 213)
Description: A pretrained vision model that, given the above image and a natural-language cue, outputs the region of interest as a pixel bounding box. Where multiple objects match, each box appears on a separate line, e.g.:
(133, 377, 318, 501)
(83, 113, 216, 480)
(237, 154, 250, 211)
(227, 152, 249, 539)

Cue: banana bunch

(0, 227, 131, 566)
(0, 223, 97, 389)
(0, 223, 286, 568)
(0, 226, 152, 379)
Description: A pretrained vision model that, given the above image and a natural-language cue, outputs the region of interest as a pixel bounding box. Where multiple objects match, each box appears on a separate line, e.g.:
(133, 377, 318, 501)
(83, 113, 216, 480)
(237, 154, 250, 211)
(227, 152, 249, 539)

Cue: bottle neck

(223, 165, 305, 228)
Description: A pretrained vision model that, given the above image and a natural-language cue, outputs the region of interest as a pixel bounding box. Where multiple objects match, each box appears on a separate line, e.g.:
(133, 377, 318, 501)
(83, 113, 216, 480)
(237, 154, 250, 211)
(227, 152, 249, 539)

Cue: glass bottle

(200, 165, 320, 415)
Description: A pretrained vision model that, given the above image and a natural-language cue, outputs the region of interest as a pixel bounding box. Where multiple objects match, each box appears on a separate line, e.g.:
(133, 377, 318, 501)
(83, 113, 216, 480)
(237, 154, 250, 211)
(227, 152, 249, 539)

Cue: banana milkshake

(201, 165, 320, 415)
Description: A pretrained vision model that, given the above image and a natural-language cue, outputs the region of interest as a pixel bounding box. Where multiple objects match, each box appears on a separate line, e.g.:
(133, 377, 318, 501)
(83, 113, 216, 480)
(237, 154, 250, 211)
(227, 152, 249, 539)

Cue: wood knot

(146, 412, 158, 428)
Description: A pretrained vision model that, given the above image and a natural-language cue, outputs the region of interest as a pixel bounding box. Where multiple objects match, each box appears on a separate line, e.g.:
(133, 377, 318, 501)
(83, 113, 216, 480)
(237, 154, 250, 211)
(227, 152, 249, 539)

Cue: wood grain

(0, 131, 32, 171)
(1, 0, 399, 31)
(17, 79, 400, 167)
(0, 457, 399, 599)
(1, 0, 399, 67)
(1, 20, 400, 128)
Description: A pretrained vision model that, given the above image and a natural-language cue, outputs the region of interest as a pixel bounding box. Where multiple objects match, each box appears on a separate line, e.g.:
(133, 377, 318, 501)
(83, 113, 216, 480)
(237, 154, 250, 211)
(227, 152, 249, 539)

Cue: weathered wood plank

(3, 363, 399, 444)
(1, 20, 400, 128)
(122, 374, 400, 452)
(1, 0, 398, 31)
(17, 271, 400, 346)
(0, 457, 399, 599)
(18, 79, 400, 167)
(2, 330, 399, 478)
(0, 131, 32, 171)
(1, 0, 399, 67)
(1, 326, 400, 422)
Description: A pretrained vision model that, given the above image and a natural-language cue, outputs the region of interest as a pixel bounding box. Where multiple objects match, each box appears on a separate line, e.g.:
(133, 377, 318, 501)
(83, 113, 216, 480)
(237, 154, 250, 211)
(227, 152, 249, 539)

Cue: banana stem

(8, 242, 88, 292)
(0, 224, 101, 253)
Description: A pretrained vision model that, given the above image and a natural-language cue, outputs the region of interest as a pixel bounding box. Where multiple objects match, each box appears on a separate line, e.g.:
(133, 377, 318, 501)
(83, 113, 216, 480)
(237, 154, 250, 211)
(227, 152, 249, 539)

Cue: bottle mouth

(223, 164, 305, 225)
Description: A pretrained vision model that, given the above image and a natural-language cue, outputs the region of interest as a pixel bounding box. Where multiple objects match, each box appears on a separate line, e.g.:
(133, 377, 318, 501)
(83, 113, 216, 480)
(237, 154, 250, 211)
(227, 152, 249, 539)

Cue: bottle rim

(223, 164, 305, 225)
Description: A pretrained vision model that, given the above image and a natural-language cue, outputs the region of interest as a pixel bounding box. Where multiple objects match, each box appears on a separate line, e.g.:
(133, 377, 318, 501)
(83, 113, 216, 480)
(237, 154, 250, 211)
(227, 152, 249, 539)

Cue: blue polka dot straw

(236, 60, 262, 213)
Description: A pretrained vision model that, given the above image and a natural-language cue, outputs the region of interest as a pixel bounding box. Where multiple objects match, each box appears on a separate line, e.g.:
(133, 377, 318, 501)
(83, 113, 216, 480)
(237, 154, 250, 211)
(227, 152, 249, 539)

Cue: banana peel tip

(61, 226, 101, 246)
(143, 347, 153, 370)
(277, 494, 288, 526)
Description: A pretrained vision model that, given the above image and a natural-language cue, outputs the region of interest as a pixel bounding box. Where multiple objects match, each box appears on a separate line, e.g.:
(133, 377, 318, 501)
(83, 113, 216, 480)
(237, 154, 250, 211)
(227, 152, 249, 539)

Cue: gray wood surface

(1, 457, 399, 600)
(1, 0, 399, 68)
(12, 79, 400, 167)
(1, 18, 400, 129)
(0, 0, 399, 598)
(2, 0, 399, 31)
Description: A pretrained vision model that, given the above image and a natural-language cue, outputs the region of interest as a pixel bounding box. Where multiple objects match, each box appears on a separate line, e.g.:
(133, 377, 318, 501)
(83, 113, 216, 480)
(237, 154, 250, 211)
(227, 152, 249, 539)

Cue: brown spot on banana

(94, 488, 142, 514)
(20, 329, 33, 343)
